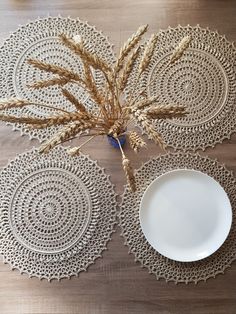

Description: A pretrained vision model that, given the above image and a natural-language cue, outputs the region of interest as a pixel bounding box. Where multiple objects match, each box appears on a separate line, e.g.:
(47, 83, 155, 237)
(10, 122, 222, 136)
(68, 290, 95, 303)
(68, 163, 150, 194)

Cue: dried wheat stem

(118, 47, 140, 92)
(115, 136, 136, 192)
(82, 60, 111, 122)
(128, 131, 147, 153)
(128, 64, 169, 107)
(28, 112, 89, 129)
(59, 34, 112, 74)
(170, 35, 192, 63)
(0, 113, 49, 125)
(61, 89, 88, 113)
(27, 77, 70, 89)
(113, 78, 122, 115)
(0, 98, 69, 114)
(27, 59, 84, 83)
(32, 103, 69, 114)
(129, 96, 159, 110)
(39, 120, 94, 153)
(125, 34, 158, 104)
(108, 118, 125, 137)
(146, 105, 187, 119)
(122, 156, 136, 192)
(83, 61, 103, 104)
(0, 99, 30, 110)
(115, 24, 148, 74)
(131, 109, 166, 150)
(128, 36, 191, 107)
(50, 132, 96, 149)
(67, 135, 97, 156)
(139, 33, 158, 74)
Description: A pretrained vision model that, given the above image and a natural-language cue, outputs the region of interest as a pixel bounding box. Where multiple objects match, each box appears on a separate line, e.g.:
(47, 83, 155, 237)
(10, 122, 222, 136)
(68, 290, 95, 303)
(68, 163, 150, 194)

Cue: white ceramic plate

(140, 169, 232, 262)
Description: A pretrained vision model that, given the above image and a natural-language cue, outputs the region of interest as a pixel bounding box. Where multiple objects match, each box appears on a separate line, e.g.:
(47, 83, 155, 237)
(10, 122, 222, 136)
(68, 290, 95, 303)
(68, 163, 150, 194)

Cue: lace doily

(0, 16, 115, 142)
(126, 25, 236, 151)
(0, 146, 117, 281)
(119, 152, 236, 284)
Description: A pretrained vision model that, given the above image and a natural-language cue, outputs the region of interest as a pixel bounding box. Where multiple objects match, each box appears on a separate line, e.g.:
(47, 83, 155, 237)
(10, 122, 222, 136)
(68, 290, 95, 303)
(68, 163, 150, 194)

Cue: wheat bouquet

(0, 25, 191, 191)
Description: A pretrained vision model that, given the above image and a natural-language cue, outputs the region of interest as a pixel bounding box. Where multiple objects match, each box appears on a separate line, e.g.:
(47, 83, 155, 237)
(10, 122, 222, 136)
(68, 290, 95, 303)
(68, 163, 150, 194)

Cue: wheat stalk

(27, 77, 70, 89)
(67, 135, 97, 156)
(27, 59, 84, 83)
(82, 60, 104, 105)
(0, 113, 49, 124)
(61, 35, 116, 112)
(146, 105, 187, 119)
(0, 99, 30, 110)
(31, 112, 90, 128)
(0, 111, 89, 128)
(115, 24, 148, 73)
(122, 156, 136, 192)
(128, 131, 146, 153)
(0, 98, 70, 114)
(139, 33, 158, 74)
(131, 109, 166, 149)
(59, 34, 112, 74)
(130, 96, 159, 110)
(118, 47, 140, 91)
(39, 120, 94, 153)
(116, 136, 136, 192)
(108, 118, 125, 137)
(61, 89, 88, 113)
(170, 35, 192, 63)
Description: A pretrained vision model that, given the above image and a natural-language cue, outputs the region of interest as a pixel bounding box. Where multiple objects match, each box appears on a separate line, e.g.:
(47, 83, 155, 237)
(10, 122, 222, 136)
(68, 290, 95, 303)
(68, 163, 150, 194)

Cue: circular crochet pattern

(119, 152, 236, 284)
(126, 25, 236, 151)
(0, 16, 115, 142)
(0, 146, 117, 280)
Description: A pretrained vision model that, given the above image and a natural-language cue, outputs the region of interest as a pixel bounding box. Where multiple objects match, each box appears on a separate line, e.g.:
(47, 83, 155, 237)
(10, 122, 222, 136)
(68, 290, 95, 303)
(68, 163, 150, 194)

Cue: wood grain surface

(0, 1, 236, 313)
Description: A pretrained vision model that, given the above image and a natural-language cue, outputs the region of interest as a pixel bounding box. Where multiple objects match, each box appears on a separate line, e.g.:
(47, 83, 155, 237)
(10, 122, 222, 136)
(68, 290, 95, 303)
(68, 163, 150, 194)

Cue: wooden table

(0, 1, 236, 313)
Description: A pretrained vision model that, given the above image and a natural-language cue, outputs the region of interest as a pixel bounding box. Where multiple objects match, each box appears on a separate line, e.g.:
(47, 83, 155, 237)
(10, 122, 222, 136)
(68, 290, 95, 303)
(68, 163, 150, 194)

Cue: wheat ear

(170, 35, 192, 63)
(61, 89, 88, 113)
(118, 47, 140, 91)
(67, 135, 97, 156)
(27, 77, 70, 89)
(115, 24, 148, 73)
(27, 59, 84, 83)
(116, 137, 136, 192)
(59, 34, 112, 74)
(131, 109, 166, 149)
(128, 131, 147, 153)
(146, 105, 187, 119)
(139, 33, 158, 74)
(0, 99, 30, 110)
(39, 120, 94, 153)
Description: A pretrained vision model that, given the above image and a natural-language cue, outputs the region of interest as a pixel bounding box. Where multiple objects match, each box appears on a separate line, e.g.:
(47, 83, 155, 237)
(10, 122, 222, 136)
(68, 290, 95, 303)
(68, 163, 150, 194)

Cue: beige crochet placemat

(126, 25, 236, 151)
(119, 152, 236, 284)
(0, 146, 117, 281)
(0, 16, 115, 142)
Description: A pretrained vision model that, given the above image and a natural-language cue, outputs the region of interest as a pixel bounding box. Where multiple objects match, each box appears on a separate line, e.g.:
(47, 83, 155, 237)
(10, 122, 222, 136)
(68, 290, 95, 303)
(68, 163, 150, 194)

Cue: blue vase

(107, 134, 126, 148)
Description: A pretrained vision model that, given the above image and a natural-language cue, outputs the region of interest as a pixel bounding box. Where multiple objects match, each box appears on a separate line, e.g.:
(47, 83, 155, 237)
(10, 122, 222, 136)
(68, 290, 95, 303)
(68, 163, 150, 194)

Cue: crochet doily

(119, 152, 236, 284)
(0, 146, 117, 281)
(126, 25, 236, 151)
(0, 16, 115, 142)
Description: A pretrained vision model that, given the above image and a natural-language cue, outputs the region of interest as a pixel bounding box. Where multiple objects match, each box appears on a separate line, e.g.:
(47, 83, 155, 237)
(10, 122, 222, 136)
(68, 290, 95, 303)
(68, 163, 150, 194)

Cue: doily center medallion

(148, 48, 228, 127)
(9, 168, 91, 254)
